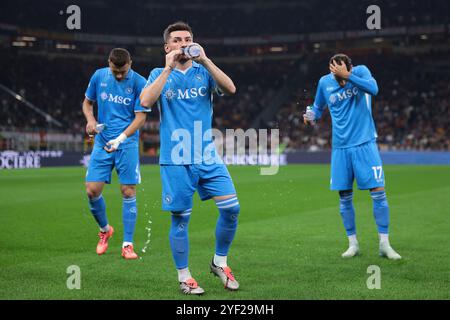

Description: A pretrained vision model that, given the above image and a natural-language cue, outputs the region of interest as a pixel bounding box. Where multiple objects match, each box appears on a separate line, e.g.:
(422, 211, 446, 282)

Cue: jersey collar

(175, 61, 200, 73)
(107, 68, 133, 80)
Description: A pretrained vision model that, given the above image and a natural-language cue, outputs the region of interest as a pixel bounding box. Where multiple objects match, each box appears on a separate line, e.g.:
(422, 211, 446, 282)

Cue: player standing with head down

(304, 54, 401, 260)
(140, 22, 240, 295)
(83, 48, 149, 260)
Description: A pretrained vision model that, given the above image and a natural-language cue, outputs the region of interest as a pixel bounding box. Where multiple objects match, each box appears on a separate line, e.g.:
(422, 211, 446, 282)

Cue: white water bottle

(95, 123, 106, 133)
(183, 44, 201, 59)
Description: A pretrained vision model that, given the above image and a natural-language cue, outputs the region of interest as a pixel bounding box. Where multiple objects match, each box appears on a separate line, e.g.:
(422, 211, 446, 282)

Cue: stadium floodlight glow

(12, 41, 27, 47)
(269, 46, 284, 52)
(420, 34, 428, 40)
(56, 43, 76, 50)
(18, 36, 37, 42)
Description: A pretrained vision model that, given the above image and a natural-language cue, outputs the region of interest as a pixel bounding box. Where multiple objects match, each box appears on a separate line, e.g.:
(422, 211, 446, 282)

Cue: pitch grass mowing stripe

(0, 165, 449, 299)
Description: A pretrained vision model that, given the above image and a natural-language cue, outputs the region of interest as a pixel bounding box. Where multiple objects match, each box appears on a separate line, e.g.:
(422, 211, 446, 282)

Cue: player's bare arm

(331, 60, 378, 95)
(82, 97, 97, 135)
(122, 112, 147, 138)
(104, 112, 146, 153)
(193, 44, 236, 95)
(140, 49, 183, 107)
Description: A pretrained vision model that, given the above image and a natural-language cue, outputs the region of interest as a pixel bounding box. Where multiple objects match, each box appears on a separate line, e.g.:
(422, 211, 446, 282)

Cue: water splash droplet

(140, 204, 153, 254)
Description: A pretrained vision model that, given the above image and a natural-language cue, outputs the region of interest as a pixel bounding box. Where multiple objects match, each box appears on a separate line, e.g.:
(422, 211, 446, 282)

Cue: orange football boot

(121, 244, 138, 260)
(96, 226, 114, 255)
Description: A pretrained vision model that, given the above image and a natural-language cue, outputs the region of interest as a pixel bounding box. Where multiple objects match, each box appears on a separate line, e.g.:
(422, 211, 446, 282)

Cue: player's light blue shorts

(86, 146, 141, 185)
(330, 140, 385, 191)
(160, 163, 237, 211)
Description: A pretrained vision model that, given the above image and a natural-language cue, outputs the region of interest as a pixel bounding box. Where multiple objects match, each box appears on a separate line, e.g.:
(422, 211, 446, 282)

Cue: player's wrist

(199, 57, 212, 66)
(117, 133, 127, 143)
(343, 71, 353, 80)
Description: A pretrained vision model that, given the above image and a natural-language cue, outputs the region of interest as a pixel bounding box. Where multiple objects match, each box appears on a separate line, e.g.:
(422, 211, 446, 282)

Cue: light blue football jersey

(312, 65, 379, 149)
(145, 62, 221, 164)
(85, 68, 149, 149)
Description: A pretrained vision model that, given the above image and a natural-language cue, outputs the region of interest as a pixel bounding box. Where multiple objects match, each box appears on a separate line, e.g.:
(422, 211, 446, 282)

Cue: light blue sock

(123, 196, 137, 243)
(339, 191, 356, 236)
(88, 194, 108, 229)
(215, 197, 240, 257)
(169, 209, 191, 270)
(371, 190, 390, 234)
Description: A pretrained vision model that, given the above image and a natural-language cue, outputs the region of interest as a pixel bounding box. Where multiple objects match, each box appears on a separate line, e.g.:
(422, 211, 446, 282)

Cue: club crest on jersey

(100, 92, 108, 101)
(126, 87, 133, 94)
(195, 74, 202, 81)
(164, 194, 173, 204)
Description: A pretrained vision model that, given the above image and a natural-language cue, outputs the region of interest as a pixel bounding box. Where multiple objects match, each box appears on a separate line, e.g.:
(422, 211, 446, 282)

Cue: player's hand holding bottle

(165, 49, 184, 70)
(303, 105, 316, 125)
(86, 120, 98, 137)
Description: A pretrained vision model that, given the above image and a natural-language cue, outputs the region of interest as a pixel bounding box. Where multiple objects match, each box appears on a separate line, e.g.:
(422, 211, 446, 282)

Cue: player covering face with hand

(140, 21, 240, 295)
(82, 48, 150, 260)
(304, 54, 401, 260)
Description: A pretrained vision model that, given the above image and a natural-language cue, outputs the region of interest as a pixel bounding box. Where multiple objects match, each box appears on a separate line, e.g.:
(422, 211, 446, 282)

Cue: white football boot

(179, 278, 205, 295)
(210, 261, 239, 291)
(341, 243, 360, 258)
(379, 242, 402, 260)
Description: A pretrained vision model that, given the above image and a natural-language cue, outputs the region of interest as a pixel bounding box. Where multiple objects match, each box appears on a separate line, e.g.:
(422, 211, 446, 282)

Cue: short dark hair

(330, 53, 352, 71)
(108, 48, 131, 67)
(163, 21, 193, 43)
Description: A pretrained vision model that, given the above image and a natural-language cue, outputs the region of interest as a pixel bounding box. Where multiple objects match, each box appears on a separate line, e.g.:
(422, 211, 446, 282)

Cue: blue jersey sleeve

(144, 68, 162, 89)
(312, 78, 328, 119)
(134, 74, 151, 112)
(85, 70, 98, 101)
(347, 65, 378, 96)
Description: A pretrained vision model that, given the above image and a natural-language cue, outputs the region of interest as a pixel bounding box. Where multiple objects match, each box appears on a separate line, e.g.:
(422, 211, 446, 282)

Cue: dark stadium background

(0, 0, 449, 302)
(1, 0, 449, 159)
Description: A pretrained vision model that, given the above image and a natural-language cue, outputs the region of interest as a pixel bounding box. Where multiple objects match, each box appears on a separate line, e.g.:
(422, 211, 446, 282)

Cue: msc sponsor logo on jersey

(165, 89, 176, 101)
(100, 92, 132, 105)
(329, 87, 359, 105)
(164, 87, 208, 101)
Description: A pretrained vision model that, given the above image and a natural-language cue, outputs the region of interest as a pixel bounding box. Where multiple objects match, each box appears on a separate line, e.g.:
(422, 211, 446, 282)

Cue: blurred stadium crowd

(270, 53, 450, 151)
(1, 0, 449, 152)
(2, 49, 448, 152)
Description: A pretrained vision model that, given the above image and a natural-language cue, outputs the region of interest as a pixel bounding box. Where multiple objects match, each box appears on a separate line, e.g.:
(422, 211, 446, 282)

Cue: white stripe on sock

(218, 202, 239, 209)
(216, 197, 237, 205)
(90, 194, 103, 202)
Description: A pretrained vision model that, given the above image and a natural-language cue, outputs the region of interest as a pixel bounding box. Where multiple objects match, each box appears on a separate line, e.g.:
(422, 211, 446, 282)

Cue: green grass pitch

(0, 164, 449, 300)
